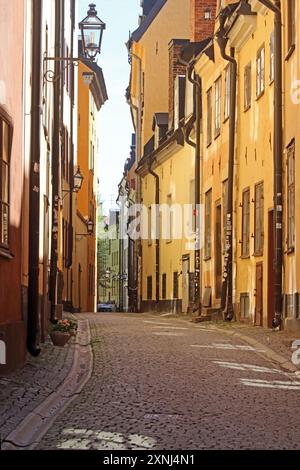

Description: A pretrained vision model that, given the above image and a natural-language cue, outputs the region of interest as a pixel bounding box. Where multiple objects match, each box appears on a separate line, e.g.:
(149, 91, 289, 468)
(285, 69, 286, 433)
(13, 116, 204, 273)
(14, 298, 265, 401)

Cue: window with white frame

(256, 46, 265, 98)
(215, 76, 221, 137)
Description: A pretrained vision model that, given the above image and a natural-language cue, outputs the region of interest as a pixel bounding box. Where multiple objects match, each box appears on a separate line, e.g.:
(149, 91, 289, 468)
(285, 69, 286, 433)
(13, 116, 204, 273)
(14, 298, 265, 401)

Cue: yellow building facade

(73, 57, 107, 313)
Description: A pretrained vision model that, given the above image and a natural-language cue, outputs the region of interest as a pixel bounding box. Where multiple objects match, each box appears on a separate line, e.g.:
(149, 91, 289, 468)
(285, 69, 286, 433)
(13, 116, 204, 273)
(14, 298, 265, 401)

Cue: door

(182, 256, 190, 313)
(268, 210, 275, 328)
(215, 201, 222, 299)
(255, 263, 263, 326)
(42, 195, 50, 343)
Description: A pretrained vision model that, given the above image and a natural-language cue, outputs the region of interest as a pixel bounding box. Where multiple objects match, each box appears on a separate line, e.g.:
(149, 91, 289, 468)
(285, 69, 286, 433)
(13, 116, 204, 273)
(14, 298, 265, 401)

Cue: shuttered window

(254, 182, 264, 255)
(215, 77, 221, 137)
(205, 189, 212, 259)
(242, 188, 250, 257)
(244, 62, 252, 110)
(0, 112, 11, 249)
(207, 87, 212, 146)
(256, 46, 265, 98)
(287, 140, 295, 251)
(224, 65, 230, 121)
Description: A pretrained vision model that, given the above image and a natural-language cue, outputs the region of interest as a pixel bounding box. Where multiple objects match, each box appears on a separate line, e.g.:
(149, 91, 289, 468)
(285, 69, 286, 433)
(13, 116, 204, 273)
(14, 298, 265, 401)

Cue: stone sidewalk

(158, 313, 300, 373)
(0, 333, 75, 443)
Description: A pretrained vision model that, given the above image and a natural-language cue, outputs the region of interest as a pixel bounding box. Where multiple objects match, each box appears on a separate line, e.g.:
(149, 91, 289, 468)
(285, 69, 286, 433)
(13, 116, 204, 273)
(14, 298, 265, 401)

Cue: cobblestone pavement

(37, 313, 300, 450)
(0, 336, 75, 441)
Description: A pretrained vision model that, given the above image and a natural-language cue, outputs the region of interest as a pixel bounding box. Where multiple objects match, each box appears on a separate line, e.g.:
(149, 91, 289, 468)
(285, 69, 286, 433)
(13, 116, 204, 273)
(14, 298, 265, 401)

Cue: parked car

(97, 302, 116, 312)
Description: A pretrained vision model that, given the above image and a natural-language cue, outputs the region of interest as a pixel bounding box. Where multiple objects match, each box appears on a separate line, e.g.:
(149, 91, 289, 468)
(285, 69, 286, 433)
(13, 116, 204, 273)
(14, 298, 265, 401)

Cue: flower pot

(50, 331, 71, 347)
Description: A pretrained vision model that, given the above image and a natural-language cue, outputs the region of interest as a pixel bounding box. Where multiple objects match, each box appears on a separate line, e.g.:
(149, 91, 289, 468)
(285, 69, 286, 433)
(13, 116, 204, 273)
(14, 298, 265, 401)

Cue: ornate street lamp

(44, 3, 106, 85)
(87, 218, 94, 235)
(73, 167, 84, 192)
(79, 3, 106, 61)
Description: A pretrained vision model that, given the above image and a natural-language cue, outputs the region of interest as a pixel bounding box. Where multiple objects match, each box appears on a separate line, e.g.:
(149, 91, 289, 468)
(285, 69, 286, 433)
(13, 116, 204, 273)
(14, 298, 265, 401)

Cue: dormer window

(174, 75, 186, 130)
(152, 113, 168, 148)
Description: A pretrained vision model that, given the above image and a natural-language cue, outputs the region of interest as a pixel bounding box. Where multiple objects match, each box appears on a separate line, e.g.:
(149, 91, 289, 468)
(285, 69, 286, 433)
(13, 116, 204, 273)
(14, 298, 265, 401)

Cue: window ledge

(244, 104, 251, 113)
(286, 247, 295, 255)
(0, 247, 14, 260)
(253, 252, 263, 258)
(240, 255, 250, 260)
(255, 90, 265, 101)
(285, 45, 295, 62)
(204, 255, 212, 262)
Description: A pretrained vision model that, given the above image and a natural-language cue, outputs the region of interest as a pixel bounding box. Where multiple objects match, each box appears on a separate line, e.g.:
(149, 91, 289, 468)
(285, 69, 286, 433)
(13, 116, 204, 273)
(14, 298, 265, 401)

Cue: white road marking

(213, 361, 280, 374)
(152, 332, 185, 337)
(151, 326, 188, 330)
(190, 343, 266, 352)
(240, 378, 300, 390)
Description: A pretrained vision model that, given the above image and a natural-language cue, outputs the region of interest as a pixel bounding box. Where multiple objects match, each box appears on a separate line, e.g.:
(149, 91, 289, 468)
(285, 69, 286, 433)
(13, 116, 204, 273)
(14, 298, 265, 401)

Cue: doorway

(255, 262, 263, 326)
(215, 201, 222, 299)
(268, 210, 275, 328)
(182, 255, 190, 314)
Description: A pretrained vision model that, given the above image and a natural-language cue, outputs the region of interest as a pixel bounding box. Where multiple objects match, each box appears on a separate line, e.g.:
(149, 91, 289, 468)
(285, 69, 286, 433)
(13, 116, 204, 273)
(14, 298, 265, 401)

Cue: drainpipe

(148, 160, 160, 306)
(126, 45, 143, 312)
(49, 0, 62, 322)
(257, 1, 283, 328)
(179, 57, 202, 314)
(216, 16, 237, 321)
(27, 0, 42, 356)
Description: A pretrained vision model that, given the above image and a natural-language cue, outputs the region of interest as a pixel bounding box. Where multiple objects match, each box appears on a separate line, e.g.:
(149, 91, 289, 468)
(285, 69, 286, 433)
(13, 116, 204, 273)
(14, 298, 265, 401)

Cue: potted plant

(50, 319, 78, 347)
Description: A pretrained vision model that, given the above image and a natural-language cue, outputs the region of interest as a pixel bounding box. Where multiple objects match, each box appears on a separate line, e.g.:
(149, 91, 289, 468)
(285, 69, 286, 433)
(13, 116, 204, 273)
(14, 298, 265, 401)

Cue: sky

(79, 0, 140, 214)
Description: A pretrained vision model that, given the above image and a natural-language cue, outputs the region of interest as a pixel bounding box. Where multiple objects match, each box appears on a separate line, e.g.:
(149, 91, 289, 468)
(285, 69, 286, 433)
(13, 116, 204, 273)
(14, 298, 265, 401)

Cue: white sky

(79, 1, 140, 214)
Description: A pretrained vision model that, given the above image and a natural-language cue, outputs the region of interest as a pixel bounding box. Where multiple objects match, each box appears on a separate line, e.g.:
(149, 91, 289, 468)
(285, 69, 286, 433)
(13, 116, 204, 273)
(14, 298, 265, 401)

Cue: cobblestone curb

(2, 319, 93, 450)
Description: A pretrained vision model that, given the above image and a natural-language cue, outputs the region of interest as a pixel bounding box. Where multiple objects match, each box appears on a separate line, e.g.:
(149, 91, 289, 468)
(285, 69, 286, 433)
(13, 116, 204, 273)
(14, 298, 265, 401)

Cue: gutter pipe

(257, 0, 283, 328)
(179, 56, 202, 314)
(27, 0, 42, 356)
(216, 12, 237, 321)
(148, 160, 160, 306)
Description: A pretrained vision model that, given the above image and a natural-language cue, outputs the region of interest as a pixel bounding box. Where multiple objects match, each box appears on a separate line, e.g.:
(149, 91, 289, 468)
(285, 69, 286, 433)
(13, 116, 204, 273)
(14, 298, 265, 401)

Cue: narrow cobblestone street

(31, 313, 300, 450)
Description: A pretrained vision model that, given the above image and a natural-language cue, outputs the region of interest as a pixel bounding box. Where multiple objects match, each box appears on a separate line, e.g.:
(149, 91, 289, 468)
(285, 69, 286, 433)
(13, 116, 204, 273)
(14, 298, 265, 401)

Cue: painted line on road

(213, 361, 281, 374)
(190, 343, 266, 352)
(240, 378, 300, 390)
(151, 326, 189, 330)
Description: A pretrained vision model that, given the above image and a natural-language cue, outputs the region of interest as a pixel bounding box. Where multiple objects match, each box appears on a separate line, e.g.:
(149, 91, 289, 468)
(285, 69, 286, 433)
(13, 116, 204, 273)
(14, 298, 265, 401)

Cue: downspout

(126, 44, 143, 312)
(67, 0, 75, 301)
(257, 0, 283, 328)
(179, 57, 202, 314)
(27, 0, 42, 356)
(216, 16, 237, 321)
(49, 0, 62, 322)
(148, 160, 160, 306)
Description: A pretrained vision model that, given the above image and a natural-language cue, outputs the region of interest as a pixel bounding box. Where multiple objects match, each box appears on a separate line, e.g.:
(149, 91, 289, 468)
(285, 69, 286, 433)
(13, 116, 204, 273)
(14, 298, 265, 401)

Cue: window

(224, 65, 230, 121)
(62, 127, 70, 182)
(162, 273, 167, 300)
(173, 272, 179, 299)
(215, 77, 221, 137)
(148, 205, 152, 246)
(287, 140, 295, 251)
(256, 46, 265, 98)
(147, 276, 152, 300)
(207, 87, 212, 146)
(205, 189, 212, 259)
(254, 182, 264, 255)
(240, 293, 250, 319)
(166, 194, 173, 243)
(244, 63, 252, 110)
(270, 31, 274, 83)
(287, 0, 296, 52)
(0, 112, 11, 249)
(222, 179, 228, 252)
(242, 189, 250, 257)
(189, 179, 196, 233)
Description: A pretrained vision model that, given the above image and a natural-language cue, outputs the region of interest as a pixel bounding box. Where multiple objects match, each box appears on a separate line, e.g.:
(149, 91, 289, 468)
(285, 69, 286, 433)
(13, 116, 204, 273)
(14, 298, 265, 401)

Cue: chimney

(190, 0, 217, 42)
(168, 39, 190, 130)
